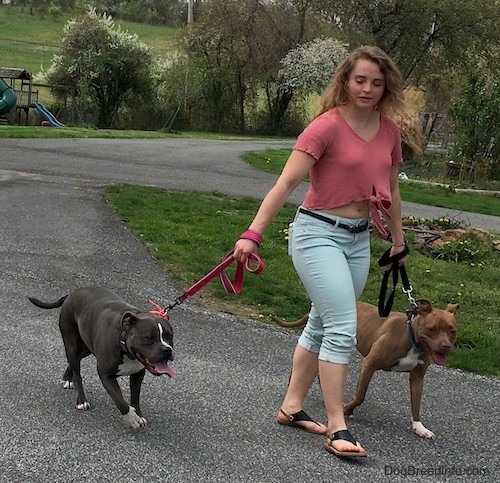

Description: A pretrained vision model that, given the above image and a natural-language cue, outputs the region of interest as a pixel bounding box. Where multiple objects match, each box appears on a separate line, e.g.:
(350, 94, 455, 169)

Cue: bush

(43, 8, 155, 128)
(450, 72, 500, 181)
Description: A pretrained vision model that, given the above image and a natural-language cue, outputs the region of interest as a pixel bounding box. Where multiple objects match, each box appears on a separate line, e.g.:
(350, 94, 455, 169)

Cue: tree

(181, 0, 329, 133)
(318, 0, 500, 84)
(279, 38, 348, 95)
(265, 37, 347, 131)
(16, 0, 51, 15)
(107, 0, 186, 26)
(43, 8, 155, 128)
(450, 72, 500, 181)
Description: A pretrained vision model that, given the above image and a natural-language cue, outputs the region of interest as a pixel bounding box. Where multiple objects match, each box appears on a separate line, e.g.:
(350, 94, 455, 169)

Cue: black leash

(377, 243, 416, 317)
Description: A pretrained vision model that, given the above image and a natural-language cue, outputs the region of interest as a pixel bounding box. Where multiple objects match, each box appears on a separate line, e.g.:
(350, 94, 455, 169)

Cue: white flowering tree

(279, 38, 349, 96)
(44, 8, 154, 128)
(266, 38, 348, 131)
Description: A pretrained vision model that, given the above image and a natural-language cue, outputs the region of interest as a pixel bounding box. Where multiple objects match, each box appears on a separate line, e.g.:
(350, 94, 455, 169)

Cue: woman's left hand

(389, 244, 408, 267)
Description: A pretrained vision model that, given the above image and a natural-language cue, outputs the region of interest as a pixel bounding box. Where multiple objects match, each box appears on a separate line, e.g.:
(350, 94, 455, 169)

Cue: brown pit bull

(272, 299, 458, 439)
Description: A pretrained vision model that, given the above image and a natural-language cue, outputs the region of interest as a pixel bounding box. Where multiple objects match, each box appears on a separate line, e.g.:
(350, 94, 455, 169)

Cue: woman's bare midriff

(322, 200, 370, 219)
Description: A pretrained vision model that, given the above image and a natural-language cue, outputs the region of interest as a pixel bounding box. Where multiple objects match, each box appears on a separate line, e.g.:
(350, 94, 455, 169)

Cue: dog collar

(406, 321, 426, 354)
(120, 330, 136, 359)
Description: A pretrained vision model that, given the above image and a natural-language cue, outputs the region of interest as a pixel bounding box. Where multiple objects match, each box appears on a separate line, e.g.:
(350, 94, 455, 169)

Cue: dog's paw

(61, 380, 74, 389)
(122, 406, 148, 429)
(76, 401, 91, 411)
(343, 404, 355, 418)
(412, 420, 436, 439)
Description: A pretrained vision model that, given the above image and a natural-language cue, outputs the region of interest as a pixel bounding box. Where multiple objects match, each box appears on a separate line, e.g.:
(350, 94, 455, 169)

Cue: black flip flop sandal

(277, 409, 326, 434)
(325, 429, 367, 457)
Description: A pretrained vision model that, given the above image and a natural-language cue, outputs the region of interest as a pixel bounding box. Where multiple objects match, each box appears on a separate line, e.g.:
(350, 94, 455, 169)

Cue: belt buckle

(349, 223, 367, 234)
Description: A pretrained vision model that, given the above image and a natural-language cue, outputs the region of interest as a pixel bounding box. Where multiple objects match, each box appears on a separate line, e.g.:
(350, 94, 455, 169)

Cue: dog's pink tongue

(153, 362, 175, 378)
(430, 351, 447, 366)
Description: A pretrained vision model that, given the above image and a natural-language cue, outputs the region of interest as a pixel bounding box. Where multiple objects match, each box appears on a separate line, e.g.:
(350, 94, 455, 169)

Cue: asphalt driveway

(0, 138, 498, 483)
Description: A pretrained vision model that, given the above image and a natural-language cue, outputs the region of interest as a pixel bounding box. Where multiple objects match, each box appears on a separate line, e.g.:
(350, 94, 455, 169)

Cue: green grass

(105, 185, 500, 376)
(0, 5, 179, 75)
(241, 149, 500, 217)
(0, 38, 58, 75)
(116, 19, 180, 52)
(0, 125, 184, 139)
(0, 5, 67, 45)
(242, 148, 292, 172)
(0, 125, 289, 140)
(399, 184, 500, 217)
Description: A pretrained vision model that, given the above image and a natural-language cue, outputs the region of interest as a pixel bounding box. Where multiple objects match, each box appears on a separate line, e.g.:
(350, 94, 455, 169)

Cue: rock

(440, 227, 494, 247)
(441, 229, 467, 241)
(431, 239, 446, 249)
(465, 228, 493, 245)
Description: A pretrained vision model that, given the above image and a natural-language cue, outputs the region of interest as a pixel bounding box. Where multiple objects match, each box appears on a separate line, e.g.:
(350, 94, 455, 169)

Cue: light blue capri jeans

(289, 207, 371, 365)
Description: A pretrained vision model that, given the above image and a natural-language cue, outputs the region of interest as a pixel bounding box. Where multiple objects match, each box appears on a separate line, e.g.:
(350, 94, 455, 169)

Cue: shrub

(43, 8, 155, 128)
(450, 72, 500, 181)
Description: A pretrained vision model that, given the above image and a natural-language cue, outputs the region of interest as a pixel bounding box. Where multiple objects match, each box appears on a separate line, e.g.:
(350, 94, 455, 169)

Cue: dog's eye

(143, 335, 156, 344)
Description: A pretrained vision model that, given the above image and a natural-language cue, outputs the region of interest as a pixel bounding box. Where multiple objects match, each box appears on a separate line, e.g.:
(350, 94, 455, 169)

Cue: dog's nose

(162, 347, 174, 361)
(440, 343, 452, 352)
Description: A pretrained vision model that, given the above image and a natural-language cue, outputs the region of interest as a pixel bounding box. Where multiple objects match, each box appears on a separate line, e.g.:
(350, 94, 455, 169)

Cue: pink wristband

(238, 230, 263, 247)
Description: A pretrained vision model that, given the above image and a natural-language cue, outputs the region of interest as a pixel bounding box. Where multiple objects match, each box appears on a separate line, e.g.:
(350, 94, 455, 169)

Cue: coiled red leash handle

(185, 250, 264, 298)
(219, 251, 265, 294)
(151, 251, 265, 317)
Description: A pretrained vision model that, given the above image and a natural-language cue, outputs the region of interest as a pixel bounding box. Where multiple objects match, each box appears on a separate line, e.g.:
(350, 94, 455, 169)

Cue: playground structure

(32, 102, 65, 127)
(0, 67, 36, 124)
(0, 67, 65, 127)
(0, 77, 16, 115)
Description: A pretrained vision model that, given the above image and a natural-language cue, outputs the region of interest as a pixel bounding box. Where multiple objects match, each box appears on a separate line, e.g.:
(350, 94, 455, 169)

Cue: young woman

(234, 46, 417, 458)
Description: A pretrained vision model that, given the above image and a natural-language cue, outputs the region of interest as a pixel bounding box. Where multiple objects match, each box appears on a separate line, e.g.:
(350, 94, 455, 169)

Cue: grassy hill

(0, 5, 179, 76)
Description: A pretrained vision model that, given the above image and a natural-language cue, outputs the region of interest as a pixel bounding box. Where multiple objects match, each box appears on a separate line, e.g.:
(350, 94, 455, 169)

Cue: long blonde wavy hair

(319, 45, 422, 160)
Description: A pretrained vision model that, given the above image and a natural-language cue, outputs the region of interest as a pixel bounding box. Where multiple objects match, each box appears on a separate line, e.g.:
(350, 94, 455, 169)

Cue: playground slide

(32, 102, 65, 127)
(0, 77, 17, 115)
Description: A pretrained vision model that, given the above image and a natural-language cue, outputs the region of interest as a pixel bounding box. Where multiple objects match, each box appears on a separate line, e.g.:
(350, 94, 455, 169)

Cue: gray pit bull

(28, 285, 174, 429)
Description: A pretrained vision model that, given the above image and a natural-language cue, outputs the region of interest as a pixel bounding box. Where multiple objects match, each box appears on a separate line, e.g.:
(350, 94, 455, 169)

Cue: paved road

(1, 138, 499, 232)
(0, 138, 498, 483)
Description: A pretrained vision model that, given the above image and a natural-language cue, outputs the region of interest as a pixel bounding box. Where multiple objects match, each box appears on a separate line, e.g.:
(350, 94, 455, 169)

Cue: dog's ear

(446, 303, 459, 314)
(122, 312, 139, 330)
(416, 299, 433, 315)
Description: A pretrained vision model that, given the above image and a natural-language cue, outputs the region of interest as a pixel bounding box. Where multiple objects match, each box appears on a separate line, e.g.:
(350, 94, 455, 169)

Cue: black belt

(299, 208, 369, 233)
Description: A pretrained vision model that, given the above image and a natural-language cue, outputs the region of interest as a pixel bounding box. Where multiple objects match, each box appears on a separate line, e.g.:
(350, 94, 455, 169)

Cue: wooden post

(188, 0, 194, 25)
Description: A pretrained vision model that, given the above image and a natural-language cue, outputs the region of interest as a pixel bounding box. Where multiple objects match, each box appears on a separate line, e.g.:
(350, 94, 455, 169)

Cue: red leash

(149, 251, 265, 319)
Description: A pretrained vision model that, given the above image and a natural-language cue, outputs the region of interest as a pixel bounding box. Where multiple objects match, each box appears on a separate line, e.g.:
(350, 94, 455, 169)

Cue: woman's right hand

(233, 238, 259, 264)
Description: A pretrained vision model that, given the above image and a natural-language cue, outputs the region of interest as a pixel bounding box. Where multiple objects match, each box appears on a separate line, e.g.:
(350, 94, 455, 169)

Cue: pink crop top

(293, 108, 403, 237)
